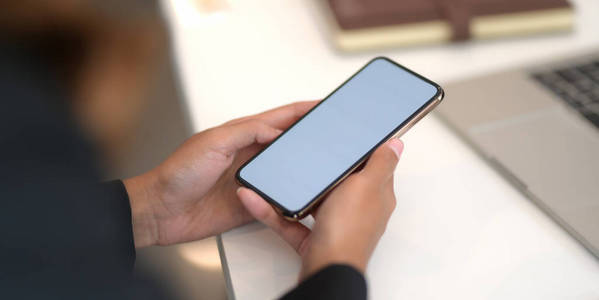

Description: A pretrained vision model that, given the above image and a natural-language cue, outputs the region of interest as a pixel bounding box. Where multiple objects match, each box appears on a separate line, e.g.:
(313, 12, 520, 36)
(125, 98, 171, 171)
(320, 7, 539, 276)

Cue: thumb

(360, 138, 403, 183)
(237, 187, 311, 253)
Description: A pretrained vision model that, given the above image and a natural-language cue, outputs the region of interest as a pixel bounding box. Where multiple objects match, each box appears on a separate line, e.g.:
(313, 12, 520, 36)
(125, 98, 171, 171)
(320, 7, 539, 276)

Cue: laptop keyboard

(533, 60, 599, 129)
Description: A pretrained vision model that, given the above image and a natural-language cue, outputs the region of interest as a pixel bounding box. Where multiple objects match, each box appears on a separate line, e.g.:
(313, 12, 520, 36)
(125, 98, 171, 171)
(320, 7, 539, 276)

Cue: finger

(308, 190, 331, 220)
(216, 120, 281, 156)
(383, 180, 397, 212)
(360, 138, 404, 183)
(226, 100, 319, 130)
(237, 187, 311, 253)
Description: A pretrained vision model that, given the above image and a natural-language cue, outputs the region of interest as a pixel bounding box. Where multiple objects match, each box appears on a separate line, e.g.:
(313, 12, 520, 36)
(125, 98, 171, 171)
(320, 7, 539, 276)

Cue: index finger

(226, 100, 319, 130)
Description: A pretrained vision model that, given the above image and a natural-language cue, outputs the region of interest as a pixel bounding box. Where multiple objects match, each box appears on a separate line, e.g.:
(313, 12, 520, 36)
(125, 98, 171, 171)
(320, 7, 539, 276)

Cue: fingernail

(387, 138, 404, 159)
(236, 187, 243, 195)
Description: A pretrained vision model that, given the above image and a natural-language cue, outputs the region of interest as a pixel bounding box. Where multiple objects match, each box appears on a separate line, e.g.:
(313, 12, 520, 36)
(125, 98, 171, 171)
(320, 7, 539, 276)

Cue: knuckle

(200, 127, 220, 141)
(389, 195, 397, 212)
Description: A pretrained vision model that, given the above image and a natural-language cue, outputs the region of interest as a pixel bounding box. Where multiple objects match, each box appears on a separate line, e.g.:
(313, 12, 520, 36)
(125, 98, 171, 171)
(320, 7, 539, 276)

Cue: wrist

(123, 172, 161, 248)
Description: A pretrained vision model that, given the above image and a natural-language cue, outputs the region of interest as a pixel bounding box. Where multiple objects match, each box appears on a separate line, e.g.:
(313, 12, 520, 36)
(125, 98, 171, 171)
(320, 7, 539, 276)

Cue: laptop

(437, 51, 599, 258)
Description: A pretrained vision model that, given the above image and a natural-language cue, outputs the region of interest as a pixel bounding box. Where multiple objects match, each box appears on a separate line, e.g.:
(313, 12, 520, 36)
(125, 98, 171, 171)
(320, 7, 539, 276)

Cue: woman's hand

(124, 101, 318, 248)
(237, 138, 403, 279)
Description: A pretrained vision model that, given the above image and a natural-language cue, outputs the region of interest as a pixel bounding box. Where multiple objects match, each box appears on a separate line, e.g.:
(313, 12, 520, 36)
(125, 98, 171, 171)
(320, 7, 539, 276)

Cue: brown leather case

(327, 0, 572, 41)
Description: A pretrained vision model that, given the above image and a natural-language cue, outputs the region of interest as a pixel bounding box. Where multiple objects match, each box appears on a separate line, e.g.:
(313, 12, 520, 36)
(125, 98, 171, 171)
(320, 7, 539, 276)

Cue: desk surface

(161, 0, 599, 299)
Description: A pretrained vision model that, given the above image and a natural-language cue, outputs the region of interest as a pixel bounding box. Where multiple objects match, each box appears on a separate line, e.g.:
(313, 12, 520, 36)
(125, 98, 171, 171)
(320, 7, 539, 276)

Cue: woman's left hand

(124, 101, 317, 247)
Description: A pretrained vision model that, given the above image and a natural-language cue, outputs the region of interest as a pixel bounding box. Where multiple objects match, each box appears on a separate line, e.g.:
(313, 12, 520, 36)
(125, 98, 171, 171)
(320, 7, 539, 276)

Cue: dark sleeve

(280, 265, 367, 300)
(100, 179, 138, 271)
(0, 43, 166, 299)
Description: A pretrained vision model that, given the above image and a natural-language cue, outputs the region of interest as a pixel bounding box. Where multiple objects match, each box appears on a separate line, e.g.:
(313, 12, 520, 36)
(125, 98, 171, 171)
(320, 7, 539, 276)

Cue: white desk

(161, 1, 599, 299)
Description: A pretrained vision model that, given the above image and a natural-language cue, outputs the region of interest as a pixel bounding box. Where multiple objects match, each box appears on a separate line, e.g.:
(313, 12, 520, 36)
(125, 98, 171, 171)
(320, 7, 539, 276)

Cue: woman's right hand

(237, 138, 403, 280)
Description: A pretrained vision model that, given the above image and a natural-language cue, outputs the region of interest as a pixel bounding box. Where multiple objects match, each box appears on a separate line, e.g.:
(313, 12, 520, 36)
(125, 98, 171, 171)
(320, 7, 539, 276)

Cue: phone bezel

(236, 57, 444, 220)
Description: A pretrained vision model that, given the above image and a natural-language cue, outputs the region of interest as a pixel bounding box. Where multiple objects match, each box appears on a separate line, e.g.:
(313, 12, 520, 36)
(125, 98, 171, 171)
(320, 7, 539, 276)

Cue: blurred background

(2, 0, 597, 299)
(1, 1, 225, 299)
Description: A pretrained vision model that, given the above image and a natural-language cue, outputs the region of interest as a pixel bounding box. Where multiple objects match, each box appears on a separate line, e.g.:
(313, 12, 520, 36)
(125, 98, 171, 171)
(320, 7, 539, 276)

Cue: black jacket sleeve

(0, 42, 367, 300)
(0, 42, 155, 298)
(281, 265, 367, 300)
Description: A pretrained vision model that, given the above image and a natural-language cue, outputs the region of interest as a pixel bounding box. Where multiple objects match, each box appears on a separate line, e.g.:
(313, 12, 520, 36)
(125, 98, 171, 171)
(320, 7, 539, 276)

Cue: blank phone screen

(238, 58, 440, 213)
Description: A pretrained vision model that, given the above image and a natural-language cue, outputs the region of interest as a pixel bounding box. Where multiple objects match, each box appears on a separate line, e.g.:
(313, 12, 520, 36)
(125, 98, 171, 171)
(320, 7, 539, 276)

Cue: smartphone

(236, 57, 444, 220)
